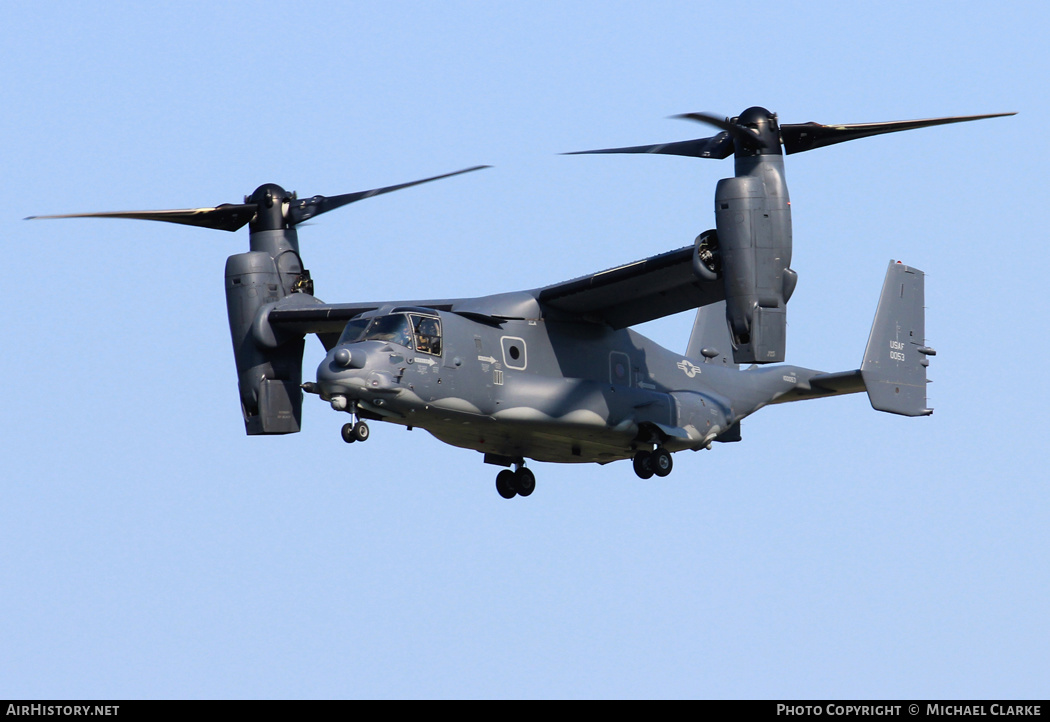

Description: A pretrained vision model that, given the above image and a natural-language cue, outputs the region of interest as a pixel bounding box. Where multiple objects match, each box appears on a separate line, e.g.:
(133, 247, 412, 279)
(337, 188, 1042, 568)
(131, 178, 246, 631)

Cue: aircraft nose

(316, 345, 400, 397)
(316, 347, 364, 392)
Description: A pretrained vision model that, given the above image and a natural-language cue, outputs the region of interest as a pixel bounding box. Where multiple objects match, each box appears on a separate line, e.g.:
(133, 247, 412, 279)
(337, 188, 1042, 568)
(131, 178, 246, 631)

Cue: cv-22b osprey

(29, 108, 1013, 498)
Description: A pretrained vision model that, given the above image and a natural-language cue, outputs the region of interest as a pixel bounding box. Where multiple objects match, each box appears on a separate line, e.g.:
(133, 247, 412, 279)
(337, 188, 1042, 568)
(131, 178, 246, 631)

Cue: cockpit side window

(411, 315, 442, 356)
(337, 317, 371, 346)
(362, 314, 415, 348)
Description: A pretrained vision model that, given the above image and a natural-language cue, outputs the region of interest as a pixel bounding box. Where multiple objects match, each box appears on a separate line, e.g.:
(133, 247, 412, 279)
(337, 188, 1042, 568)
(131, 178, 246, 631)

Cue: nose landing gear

(336, 399, 371, 444)
(338, 400, 369, 443)
(341, 420, 370, 443)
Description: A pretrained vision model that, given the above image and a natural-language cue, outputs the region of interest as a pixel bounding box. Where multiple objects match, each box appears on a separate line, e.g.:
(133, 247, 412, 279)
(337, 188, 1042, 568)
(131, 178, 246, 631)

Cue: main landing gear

(495, 464, 536, 499)
(633, 447, 673, 479)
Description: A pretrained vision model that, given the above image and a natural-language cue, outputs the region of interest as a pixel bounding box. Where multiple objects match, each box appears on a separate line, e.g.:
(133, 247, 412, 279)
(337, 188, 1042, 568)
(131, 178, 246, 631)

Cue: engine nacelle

(225, 246, 309, 435)
(712, 156, 796, 364)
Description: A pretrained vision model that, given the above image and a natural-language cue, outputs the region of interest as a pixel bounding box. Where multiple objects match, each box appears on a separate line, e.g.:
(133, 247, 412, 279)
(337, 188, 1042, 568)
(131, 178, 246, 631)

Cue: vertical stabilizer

(860, 261, 934, 416)
(686, 300, 739, 369)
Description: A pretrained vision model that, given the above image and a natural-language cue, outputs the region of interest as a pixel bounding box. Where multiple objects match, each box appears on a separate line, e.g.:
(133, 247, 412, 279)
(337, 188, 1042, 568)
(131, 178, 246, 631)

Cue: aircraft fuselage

(315, 301, 758, 466)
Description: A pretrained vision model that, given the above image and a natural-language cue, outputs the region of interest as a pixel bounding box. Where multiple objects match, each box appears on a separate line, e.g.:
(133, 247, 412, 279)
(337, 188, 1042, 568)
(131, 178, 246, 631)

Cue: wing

(535, 245, 724, 328)
(267, 245, 723, 347)
(269, 302, 378, 350)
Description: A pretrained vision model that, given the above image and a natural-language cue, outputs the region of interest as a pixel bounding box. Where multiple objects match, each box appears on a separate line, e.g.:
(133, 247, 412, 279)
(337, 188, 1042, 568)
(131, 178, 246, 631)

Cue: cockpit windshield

(363, 314, 415, 347)
(337, 313, 442, 354)
(337, 317, 370, 346)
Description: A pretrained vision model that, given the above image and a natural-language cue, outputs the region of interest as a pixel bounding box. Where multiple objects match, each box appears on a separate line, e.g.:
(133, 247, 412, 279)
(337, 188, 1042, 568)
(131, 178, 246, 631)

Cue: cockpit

(337, 312, 442, 355)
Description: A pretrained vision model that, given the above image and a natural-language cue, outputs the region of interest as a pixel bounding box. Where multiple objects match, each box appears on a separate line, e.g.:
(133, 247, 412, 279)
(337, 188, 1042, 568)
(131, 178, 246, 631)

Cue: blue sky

(2, 1, 1047, 699)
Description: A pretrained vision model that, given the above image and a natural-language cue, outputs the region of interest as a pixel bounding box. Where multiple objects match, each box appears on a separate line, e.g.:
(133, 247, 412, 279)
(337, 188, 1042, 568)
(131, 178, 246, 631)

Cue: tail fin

(860, 261, 935, 416)
(686, 300, 739, 369)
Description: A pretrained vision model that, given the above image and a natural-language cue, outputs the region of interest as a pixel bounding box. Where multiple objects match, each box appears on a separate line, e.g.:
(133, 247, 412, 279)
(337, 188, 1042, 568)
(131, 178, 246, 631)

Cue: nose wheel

(341, 420, 370, 443)
(495, 464, 536, 499)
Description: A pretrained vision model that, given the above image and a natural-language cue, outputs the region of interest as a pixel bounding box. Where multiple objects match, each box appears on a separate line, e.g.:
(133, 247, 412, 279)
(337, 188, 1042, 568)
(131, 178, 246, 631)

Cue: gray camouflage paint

(313, 260, 930, 468)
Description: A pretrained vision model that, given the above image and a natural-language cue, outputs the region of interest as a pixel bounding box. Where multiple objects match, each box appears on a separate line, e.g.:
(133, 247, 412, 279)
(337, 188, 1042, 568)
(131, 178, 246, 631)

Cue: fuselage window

(500, 336, 527, 370)
(411, 315, 442, 356)
(610, 351, 630, 386)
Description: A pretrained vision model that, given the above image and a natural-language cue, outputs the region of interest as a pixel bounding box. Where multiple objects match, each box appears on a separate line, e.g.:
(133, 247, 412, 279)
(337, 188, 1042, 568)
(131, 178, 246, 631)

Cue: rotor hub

(247, 183, 293, 232)
(732, 106, 781, 156)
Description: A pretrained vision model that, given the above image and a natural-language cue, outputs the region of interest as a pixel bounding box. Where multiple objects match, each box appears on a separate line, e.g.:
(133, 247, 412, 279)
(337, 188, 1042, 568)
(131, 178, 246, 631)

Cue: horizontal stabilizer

(765, 369, 865, 405)
(860, 261, 933, 416)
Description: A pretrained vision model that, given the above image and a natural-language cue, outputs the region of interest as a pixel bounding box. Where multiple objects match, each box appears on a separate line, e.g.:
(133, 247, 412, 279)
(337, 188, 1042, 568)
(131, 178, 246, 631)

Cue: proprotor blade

(780, 112, 1017, 154)
(566, 107, 785, 159)
(287, 165, 490, 225)
(25, 204, 258, 232)
(27, 165, 490, 233)
(564, 133, 734, 160)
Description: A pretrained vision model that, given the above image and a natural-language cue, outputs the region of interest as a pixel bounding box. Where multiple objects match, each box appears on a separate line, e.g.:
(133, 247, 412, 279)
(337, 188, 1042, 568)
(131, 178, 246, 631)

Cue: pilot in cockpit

(396, 322, 414, 349)
(415, 317, 441, 355)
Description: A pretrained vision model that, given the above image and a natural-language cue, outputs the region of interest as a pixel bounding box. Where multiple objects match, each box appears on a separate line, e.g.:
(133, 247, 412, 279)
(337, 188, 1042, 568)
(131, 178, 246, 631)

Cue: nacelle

(225, 249, 309, 435)
(711, 156, 796, 364)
